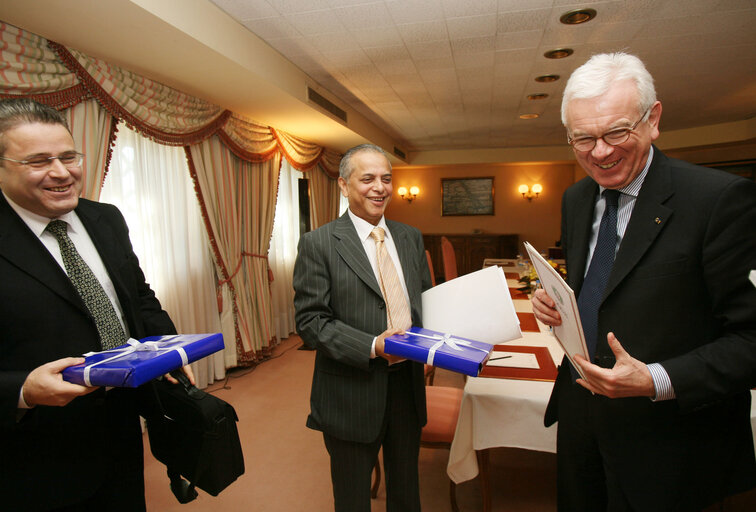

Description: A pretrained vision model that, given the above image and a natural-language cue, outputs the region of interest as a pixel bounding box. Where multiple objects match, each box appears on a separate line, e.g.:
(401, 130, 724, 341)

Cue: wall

(386, 161, 581, 254)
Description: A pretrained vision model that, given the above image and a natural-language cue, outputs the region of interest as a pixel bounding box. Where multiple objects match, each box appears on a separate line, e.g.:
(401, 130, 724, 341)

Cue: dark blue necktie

(575, 189, 620, 375)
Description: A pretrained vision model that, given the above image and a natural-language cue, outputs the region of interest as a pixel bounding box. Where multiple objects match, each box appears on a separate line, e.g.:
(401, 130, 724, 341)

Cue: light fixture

(397, 186, 419, 203)
(518, 183, 543, 201)
(535, 74, 560, 83)
(519, 113, 539, 120)
(560, 8, 597, 25)
(544, 48, 573, 59)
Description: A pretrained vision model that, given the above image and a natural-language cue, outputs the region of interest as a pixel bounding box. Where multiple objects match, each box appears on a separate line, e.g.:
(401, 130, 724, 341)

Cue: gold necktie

(47, 220, 127, 350)
(370, 227, 412, 330)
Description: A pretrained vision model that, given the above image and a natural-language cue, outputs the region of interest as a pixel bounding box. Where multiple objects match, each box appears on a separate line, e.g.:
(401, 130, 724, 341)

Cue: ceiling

(208, 0, 756, 153)
(1, 0, 754, 162)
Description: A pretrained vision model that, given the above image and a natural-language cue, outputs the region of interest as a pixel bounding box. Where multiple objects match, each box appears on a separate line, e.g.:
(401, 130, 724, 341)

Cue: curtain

(308, 164, 341, 229)
(187, 137, 280, 363)
(1, 20, 343, 365)
(268, 160, 302, 340)
(101, 124, 224, 389)
(64, 100, 114, 200)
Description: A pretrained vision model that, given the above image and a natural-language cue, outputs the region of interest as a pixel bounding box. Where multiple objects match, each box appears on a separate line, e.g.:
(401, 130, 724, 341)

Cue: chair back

(440, 236, 458, 282)
(425, 250, 437, 287)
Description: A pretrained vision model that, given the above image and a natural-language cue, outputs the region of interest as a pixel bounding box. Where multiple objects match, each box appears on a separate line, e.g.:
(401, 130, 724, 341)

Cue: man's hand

(574, 332, 655, 398)
(164, 364, 196, 386)
(531, 288, 562, 326)
(21, 357, 99, 407)
(375, 328, 407, 365)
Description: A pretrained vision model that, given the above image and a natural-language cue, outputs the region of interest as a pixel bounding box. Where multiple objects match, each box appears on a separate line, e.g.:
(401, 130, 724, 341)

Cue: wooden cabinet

(422, 233, 519, 283)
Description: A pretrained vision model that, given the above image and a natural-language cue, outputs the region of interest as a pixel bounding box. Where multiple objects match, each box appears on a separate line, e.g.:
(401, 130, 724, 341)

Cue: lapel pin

(654, 217, 662, 224)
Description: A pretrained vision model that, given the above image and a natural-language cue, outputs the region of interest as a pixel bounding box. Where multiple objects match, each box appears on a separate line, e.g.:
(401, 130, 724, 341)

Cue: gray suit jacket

(293, 213, 431, 443)
(545, 147, 756, 509)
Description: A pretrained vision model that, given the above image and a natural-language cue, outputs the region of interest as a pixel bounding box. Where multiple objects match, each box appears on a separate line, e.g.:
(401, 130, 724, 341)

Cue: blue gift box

(62, 333, 224, 387)
(384, 327, 494, 377)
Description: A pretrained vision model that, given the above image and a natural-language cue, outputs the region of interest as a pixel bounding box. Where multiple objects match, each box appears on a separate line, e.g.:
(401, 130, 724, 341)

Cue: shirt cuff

(18, 387, 33, 409)
(647, 363, 676, 402)
(370, 337, 377, 359)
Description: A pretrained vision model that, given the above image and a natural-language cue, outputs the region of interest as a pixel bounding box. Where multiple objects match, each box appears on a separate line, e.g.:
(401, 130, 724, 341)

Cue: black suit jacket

(0, 194, 176, 511)
(545, 147, 756, 509)
(293, 213, 431, 443)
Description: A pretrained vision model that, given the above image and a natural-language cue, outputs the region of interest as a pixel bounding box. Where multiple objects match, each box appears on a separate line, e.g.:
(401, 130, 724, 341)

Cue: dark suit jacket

(293, 213, 431, 443)
(0, 194, 176, 511)
(545, 147, 756, 509)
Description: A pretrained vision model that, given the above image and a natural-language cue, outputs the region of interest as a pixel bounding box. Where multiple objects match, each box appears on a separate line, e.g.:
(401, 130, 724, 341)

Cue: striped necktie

(47, 220, 127, 350)
(576, 189, 621, 369)
(370, 227, 412, 330)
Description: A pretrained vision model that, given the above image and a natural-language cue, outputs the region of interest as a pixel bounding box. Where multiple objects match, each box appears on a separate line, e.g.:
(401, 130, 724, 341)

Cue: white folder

(524, 241, 589, 379)
(421, 265, 522, 344)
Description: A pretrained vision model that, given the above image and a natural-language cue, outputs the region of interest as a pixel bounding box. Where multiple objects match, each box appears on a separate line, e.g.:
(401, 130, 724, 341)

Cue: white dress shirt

(346, 209, 410, 358)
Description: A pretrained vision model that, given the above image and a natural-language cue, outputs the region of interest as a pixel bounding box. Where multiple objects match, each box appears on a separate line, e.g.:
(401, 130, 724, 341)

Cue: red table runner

(479, 345, 558, 382)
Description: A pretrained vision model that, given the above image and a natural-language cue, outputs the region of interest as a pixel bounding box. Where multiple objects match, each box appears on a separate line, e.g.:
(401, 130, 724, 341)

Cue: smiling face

(338, 149, 393, 225)
(565, 80, 661, 190)
(0, 122, 82, 218)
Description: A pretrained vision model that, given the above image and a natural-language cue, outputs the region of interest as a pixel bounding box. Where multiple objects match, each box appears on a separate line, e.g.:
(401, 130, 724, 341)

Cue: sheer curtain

(100, 124, 224, 389)
(268, 160, 303, 341)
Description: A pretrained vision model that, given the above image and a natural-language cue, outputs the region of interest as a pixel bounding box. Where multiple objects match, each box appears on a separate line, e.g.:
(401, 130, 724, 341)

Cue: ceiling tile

(396, 20, 449, 44)
(446, 14, 497, 39)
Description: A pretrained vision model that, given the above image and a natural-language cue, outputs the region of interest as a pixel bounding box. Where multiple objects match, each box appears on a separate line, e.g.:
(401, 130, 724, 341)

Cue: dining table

(447, 260, 756, 512)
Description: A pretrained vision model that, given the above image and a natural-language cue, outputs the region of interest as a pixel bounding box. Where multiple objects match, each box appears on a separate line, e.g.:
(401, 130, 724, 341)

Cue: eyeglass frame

(567, 108, 651, 152)
(0, 151, 85, 169)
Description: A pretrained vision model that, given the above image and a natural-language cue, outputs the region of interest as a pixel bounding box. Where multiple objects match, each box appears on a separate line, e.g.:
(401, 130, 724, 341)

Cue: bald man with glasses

(531, 53, 756, 511)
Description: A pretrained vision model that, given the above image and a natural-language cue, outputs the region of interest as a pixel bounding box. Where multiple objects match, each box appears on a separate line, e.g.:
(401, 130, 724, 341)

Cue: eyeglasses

(567, 109, 650, 152)
(0, 151, 85, 169)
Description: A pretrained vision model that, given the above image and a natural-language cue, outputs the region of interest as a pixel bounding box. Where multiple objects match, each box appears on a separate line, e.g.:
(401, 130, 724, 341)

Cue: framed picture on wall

(441, 177, 495, 216)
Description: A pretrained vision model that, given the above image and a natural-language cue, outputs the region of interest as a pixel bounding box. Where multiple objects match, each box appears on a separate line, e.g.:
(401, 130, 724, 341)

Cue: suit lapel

(332, 214, 383, 298)
(605, 148, 674, 298)
(0, 194, 87, 312)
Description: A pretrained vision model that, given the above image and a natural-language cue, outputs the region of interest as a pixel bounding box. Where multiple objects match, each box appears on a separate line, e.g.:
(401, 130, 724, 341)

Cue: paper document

(422, 266, 522, 344)
(487, 351, 539, 369)
(524, 242, 589, 379)
(750, 270, 756, 288)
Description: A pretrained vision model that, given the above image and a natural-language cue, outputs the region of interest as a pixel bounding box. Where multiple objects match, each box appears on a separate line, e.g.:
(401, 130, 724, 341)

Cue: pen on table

(488, 355, 512, 361)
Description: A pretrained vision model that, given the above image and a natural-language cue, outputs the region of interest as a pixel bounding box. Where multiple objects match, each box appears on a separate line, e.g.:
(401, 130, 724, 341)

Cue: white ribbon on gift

(406, 331, 490, 366)
(80, 336, 189, 387)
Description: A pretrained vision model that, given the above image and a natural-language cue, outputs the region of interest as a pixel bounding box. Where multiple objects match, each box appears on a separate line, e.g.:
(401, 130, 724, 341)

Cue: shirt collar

(347, 208, 388, 242)
(2, 191, 78, 237)
(598, 145, 653, 199)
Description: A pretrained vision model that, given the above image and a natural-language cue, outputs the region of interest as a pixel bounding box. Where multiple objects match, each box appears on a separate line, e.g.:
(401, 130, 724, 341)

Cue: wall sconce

(518, 183, 542, 201)
(397, 186, 419, 203)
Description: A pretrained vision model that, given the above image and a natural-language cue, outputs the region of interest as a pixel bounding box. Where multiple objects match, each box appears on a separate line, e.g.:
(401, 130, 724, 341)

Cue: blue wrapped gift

(384, 327, 494, 377)
(62, 333, 224, 387)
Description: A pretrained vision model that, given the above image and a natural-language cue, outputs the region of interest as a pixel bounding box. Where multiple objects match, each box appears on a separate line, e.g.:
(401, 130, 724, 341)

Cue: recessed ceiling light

(544, 48, 573, 59)
(527, 93, 549, 100)
(560, 8, 597, 25)
(519, 113, 540, 120)
(535, 74, 560, 83)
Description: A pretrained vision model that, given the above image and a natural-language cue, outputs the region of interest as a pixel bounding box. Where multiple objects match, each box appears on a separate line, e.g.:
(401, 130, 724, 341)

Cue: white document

(750, 270, 756, 288)
(422, 265, 522, 344)
(524, 242, 589, 380)
(486, 351, 539, 369)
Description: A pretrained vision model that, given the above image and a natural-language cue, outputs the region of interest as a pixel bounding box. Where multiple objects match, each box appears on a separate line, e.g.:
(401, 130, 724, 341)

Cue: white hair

(561, 52, 657, 126)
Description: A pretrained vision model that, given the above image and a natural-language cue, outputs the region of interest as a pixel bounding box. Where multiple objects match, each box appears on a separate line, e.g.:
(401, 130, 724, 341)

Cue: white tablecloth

(447, 311, 563, 483)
